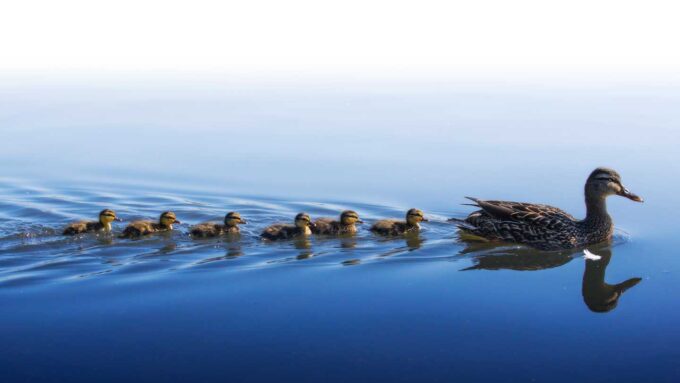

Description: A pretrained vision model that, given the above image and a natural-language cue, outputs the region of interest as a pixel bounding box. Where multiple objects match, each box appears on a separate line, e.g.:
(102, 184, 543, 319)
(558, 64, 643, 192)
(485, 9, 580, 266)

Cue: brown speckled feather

(63, 221, 104, 235)
(455, 197, 599, 250)
(370, 220, 416, 236)
(312, 218, 357, 235)
(191, 222, 240, 238)
(119, 220, 167, 238)
(261, 224, 306, 240)
(190, 223, 224, 238)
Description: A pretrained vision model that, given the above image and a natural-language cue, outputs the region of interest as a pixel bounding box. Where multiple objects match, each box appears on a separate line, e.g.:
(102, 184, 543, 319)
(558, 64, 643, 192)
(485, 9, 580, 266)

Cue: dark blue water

(1, 79, 678, 382)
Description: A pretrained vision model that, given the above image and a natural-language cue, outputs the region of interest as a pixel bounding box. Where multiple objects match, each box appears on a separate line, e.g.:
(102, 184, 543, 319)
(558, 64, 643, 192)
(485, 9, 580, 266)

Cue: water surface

(0, 79, 678, 382)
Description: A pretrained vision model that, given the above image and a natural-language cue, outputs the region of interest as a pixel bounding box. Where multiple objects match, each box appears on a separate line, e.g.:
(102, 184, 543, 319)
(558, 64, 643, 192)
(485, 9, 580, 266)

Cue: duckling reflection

(225, 242, 243, 258)
(339, 236, 358, 249)
(404, 232, 425, 250)
(195, 242, 243, 265)
(582, 247, 641, 313)
(294, 237, 314, 260)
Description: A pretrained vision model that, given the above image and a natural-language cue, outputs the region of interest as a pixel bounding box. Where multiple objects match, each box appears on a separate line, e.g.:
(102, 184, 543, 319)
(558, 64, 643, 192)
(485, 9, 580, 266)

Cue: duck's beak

(421, 217, 429, 222)
(618, 185, 643, 202)
(356, 219, 364, 224)
(115, 217, 123, 222)
(240, 219, 248, 224)
(174, 220, 182, 224)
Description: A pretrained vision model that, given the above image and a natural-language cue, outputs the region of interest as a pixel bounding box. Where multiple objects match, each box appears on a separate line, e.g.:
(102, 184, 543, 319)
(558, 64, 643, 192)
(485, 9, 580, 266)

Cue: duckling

(450, 167, 643, 251)
(118, 211, 180, 239)
(63, 209, 121, 235)
(261, 212, 315, 241)
(312, 210, 363, 235)
(371, 208, 428, 236)
(190, 212, 247, 238)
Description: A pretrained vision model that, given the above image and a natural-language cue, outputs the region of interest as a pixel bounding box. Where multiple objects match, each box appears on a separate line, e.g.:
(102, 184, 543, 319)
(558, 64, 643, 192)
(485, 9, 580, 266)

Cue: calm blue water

(1, 78, 678, 382)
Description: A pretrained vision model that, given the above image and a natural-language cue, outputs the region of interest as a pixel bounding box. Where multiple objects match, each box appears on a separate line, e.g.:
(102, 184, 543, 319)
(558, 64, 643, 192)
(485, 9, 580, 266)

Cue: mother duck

(451, 168, 643, 250)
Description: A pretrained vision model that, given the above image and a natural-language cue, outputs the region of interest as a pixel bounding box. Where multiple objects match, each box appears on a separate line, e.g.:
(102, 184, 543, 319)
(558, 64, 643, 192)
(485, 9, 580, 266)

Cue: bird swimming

(312, 210, 363, 235)
(370, 208, 428, 236)
(450, 167, 643, 250)
(190, 212, 247, 238)
(119, 211, 180, 239)
(261, 212, 315, 240)
(63, 209, 121, 235)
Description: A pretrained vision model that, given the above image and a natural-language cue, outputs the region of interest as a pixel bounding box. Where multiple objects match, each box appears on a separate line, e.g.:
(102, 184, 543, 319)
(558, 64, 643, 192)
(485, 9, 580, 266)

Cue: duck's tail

(447, 217, 476, 230)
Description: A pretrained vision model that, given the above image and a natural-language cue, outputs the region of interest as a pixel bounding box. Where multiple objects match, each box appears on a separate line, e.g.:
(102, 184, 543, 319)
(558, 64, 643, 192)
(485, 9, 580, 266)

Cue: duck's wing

(312, 218, 334, 234)
(465, 197, 576, 228)
(191, 223, 221, 237)
(63, 221, 88, 235)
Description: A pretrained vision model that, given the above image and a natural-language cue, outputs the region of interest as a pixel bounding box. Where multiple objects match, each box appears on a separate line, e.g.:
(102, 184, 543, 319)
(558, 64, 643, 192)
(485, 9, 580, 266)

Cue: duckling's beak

(421, 217, 429, 222)
(240, 219, 248, 224)
(356, 219, 364, 224)
(115, 217, 123, 222)
(174, 220, 182, 224)
(618, 186, 643, 202)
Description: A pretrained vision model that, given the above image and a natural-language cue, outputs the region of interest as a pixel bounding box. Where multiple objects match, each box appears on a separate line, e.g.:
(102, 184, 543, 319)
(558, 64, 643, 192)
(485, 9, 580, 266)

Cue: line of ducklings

(62, 168, 644, 251)
(62, 208, 428, 240)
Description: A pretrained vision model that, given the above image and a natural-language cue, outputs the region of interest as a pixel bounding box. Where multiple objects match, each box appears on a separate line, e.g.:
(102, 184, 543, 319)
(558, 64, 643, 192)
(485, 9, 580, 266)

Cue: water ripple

(0, 178, 632, 287)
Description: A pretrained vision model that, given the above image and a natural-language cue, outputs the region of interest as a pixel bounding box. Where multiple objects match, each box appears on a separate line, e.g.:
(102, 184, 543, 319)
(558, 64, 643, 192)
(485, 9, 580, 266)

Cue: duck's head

(224, 211, 247, 227)
(295, 212, 314, 229)
(159, 211, 180, 228)
(406, 208, 428, 225)
(340, 210, 363, 225)
(586, 168, 643, 202)
(98, 209, 121, 224)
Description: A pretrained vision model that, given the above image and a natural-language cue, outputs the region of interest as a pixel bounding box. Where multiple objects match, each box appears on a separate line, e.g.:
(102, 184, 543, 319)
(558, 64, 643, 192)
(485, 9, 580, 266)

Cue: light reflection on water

(0, 80, 678, 383)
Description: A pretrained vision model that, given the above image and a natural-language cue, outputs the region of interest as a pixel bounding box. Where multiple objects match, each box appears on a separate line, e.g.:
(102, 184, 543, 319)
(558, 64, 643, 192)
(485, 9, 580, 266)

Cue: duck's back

(312, 218, 354, 235)
(457, 198, 580, 250)
(119, 220, 157, 238)
(63, 221, 101, 235)
(261, 224, 295, 240)
(370, 219, 408, 236)
(312, 218, 334, 234)
(190, 222, 223, 238)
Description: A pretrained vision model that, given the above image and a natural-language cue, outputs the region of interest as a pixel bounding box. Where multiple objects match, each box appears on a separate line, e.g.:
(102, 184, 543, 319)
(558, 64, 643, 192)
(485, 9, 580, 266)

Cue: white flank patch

(583, 249, 602, 261)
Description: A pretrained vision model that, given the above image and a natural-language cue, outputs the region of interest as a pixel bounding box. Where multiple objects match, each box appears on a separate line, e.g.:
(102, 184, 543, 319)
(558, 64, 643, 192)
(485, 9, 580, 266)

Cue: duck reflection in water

(225, 241, 243, 258)
(294, 237, 314, 260)
(339, 236, 358, 249)
(461, 244, 641, 313)
(460, 242, 574, 271)
(582, 247, 641, 313)
(404, 232, 424, 250)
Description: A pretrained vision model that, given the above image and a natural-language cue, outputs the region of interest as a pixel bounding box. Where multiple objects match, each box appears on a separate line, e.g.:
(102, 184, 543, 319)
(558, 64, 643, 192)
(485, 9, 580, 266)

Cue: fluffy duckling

(312, 210, 363, 235)
(119, 211, 180, 239)
(190, 212, 247, 238)
(261, 212, 315, 241)
(371, 208, 428, 236)
(63, 209, 121, 235)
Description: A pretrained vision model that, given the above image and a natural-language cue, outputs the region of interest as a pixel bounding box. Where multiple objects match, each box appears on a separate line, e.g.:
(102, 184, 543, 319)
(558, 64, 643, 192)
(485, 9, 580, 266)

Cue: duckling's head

(340, 210, 363, 225)
(98, 209, 121, 224)
(224, 211, 247, 227)
(295, 212, 314, 229)
(159, 211, 180, 228)
(406, 208, 428, 225)
(586, 168, 643, 202)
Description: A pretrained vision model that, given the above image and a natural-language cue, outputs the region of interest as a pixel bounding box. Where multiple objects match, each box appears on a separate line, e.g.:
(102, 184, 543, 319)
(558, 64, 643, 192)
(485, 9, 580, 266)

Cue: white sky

(1, 0, 679, 79)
